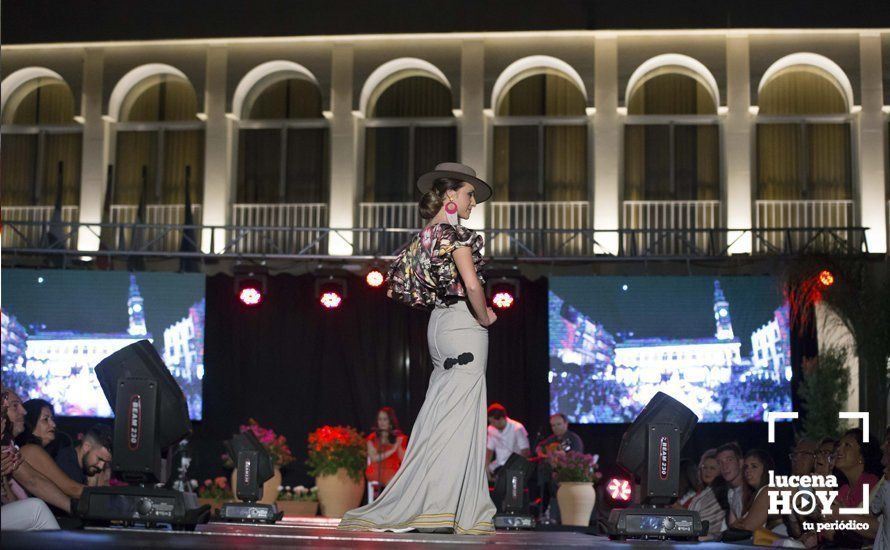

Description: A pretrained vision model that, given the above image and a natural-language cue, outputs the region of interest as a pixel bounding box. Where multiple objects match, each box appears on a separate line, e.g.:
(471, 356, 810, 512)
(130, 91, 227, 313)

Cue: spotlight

(607, 477, 633, 503)
(366, 269, 385, 288)
(488, 278, 519, 310)
(234, 267, 267, 307)
(315, 277, 347, 309)
(818, 270, 834, 287)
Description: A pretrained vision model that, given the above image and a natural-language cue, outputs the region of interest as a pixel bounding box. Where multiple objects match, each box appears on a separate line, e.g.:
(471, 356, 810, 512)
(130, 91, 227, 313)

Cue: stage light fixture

(607, 477, 633, 503)
(234, 267, 267, 307)
(488, 277, 519, 310)
(818, 270, 834, 287)
(366, 269, 385, 288)
(315, 277, 347, 309)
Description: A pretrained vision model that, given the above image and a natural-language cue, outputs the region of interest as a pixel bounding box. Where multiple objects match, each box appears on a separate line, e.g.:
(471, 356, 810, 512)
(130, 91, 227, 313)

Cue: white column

(460, 40, 486, 232)
(725, 33, 753, 254)
(858, 33, 887, 253)
(327, 44, 356, 255)
(201, 46, 229, 253)
(593, 35, 620, 254)
(77, 48, 107, 252)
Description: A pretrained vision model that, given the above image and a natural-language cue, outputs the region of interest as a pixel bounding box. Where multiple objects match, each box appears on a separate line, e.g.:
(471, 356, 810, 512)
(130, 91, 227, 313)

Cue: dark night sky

(2, 0, 888, 45)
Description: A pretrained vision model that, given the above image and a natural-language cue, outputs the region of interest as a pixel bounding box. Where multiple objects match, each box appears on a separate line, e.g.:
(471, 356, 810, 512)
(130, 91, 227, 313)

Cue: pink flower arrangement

(222, 418, 295, 468)
(553, 451, 602, 483)
(197, 476, 232, 501)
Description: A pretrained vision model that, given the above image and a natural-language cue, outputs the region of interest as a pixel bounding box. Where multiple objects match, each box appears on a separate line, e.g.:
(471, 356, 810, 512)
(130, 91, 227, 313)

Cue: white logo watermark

(763, 411, 870, 532)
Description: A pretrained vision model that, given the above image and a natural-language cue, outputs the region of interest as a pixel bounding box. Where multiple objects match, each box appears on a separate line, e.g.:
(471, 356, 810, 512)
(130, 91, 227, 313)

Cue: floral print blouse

(386, 223, 485, 309)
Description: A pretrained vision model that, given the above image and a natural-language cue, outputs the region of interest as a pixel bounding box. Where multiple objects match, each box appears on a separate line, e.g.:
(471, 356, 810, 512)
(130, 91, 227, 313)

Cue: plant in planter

(799, 347, 851, 440)
(553, 451, 601, 527)
(275, 485, 319, 517)
(196, 477, 233, 510)
(306, 425, 367, 518)
(224, 418, 296, 505)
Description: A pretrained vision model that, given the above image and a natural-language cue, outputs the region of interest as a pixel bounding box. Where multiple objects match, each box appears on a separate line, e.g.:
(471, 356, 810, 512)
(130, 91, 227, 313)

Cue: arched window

(1, 77, 81, 208)
(756, 67, 851, 201)
(492, 72, 588, 202)
(113, 73, 204, 207)
(363, 75, 456, 203)
(624, 71, 719, 201)
(236, 77, 328, 204)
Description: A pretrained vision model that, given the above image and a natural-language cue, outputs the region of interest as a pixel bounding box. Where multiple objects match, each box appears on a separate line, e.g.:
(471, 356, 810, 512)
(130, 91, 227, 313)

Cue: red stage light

(366, 269, 384, 288)
(818, 270, 835, 287)
(492, 291, 514, 309)
(320, 291, 343, 309)
(239, 286, 263, 306)
(607, 477, 633, 502)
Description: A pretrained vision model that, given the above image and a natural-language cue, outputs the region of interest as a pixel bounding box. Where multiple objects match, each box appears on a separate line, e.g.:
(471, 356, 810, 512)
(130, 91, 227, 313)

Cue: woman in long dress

(338, 162, 498, 535)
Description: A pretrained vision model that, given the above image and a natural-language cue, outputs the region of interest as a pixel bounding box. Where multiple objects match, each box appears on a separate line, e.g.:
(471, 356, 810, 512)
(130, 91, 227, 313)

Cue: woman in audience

(365, 407, 407, 492)
(15, 398, 84, 500)
(731, 449, 782, 531)
(14, 399, 59, 452)
(676, 459, 703, 507)
(819, 428, 880, 545)
(686, 449, 729, 540)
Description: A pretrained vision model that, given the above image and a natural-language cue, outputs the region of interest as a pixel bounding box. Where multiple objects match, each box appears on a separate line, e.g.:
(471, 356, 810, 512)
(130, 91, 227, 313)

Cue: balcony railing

(754, 200, 859, 254)
(358, 202, 420, 255)
(231, 203, 328, 254)
(109, 204, 203, 252)
(1, 206, 80, 249)
(623, 200, 723, 256)
(488, 201, 590, 256)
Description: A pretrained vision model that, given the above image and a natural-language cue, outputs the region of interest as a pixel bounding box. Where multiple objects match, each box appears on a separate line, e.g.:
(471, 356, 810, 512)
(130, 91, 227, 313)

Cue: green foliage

(799, 347, 851, 440)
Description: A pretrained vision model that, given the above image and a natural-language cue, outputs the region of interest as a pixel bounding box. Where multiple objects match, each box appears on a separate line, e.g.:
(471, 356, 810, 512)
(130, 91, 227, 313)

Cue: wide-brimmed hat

(416, 162, 492, 204)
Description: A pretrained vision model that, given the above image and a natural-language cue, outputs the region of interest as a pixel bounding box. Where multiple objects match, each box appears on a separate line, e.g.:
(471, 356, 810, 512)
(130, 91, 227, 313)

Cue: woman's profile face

(443, 182, 477, 220)
(33, 406, 56, 446)
(833, 434, 862, 470)
(376, 411, 392, 431)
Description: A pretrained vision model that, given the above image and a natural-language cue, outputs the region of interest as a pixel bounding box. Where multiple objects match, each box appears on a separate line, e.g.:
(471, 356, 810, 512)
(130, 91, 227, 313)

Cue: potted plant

(275, 485, 319, 517)
(306, 425, 366, 518)
(224, 418, 296, 505)
(553, 451, 601, 526)
(195, 477, 233, 511)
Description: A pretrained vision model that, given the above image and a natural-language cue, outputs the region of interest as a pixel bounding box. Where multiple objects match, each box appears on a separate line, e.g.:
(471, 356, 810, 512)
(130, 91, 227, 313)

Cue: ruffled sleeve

(431, 225, 486, 298)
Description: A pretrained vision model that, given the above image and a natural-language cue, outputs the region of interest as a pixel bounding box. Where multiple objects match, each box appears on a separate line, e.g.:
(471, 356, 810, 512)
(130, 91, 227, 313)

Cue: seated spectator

(54, 425, 112, 487)
(3, 391, 84, 500)
(684, 449, 728, 540)
(485, 403, 529, 479)
(782, 438, 820, 542)
(715, 442, 747, 526)
(676, 459, 703, 507)
(1, 386, 68, 529)
(14, 399, 59, 453)
(535, 414, 583, 457)
(813, 436, 837, 476)
(731, 449, 781, 532)
(365, 407, 406, 490)
(821, 428, 880, 545)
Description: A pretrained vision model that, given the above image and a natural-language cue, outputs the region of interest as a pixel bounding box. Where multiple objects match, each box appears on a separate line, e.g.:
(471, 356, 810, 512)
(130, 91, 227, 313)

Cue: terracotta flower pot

(231, 465, 282, 506)
(316, 468, 364, 518)
(556, 481, 596, 527)
(275, 500, 319, 517)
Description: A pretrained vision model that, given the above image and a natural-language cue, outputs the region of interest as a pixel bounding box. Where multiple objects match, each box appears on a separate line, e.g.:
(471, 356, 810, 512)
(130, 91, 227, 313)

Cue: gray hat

(416, 162, 492, 204)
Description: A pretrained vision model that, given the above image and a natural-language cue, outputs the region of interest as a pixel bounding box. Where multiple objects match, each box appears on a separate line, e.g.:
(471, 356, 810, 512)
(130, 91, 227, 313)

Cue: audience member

(54, 424, 112, 487)
(821, 428, 880, 545)
(715, 442, 747, 525)
(14, 399, 58, 452)
(731, 449, 781, 531)
(813, 436, 837, 476)
(684, 449, 727, 540)
(868, 427, 890, 549)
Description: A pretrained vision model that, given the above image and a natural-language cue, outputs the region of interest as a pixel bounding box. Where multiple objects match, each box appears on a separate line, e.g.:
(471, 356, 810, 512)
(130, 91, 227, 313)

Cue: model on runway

(337, 162, 498, 535)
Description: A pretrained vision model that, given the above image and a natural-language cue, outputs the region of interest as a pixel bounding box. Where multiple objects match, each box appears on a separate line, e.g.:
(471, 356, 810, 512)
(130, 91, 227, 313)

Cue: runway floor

(2, 516, 751, 549)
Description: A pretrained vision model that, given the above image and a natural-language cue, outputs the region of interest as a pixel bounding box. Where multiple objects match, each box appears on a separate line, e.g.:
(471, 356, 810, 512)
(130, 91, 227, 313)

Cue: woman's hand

(479, 307, 497, 327)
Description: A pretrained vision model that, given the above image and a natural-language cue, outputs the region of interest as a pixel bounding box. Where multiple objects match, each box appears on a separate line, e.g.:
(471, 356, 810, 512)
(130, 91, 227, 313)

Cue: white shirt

(486, 418, 529, 473)
(727, 484, 744, 521)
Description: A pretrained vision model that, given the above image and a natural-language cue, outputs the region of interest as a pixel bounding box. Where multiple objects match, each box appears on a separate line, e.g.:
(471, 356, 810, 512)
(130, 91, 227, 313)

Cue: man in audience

(55, 425, 112, 486)
(784, 439, 820, 541)
(870, 427, 890, 549)
(485, 403, 529, 479)
(535, 413, 583, 456)
(715, 442, 746, 526)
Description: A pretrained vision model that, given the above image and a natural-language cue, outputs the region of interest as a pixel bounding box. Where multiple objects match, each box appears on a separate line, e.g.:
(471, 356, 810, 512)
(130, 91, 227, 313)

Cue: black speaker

(112, 378, 161, 483)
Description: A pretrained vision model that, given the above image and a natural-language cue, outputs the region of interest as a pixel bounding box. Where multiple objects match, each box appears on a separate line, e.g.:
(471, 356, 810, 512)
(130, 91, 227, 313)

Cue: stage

(1, 517, 750, 549)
